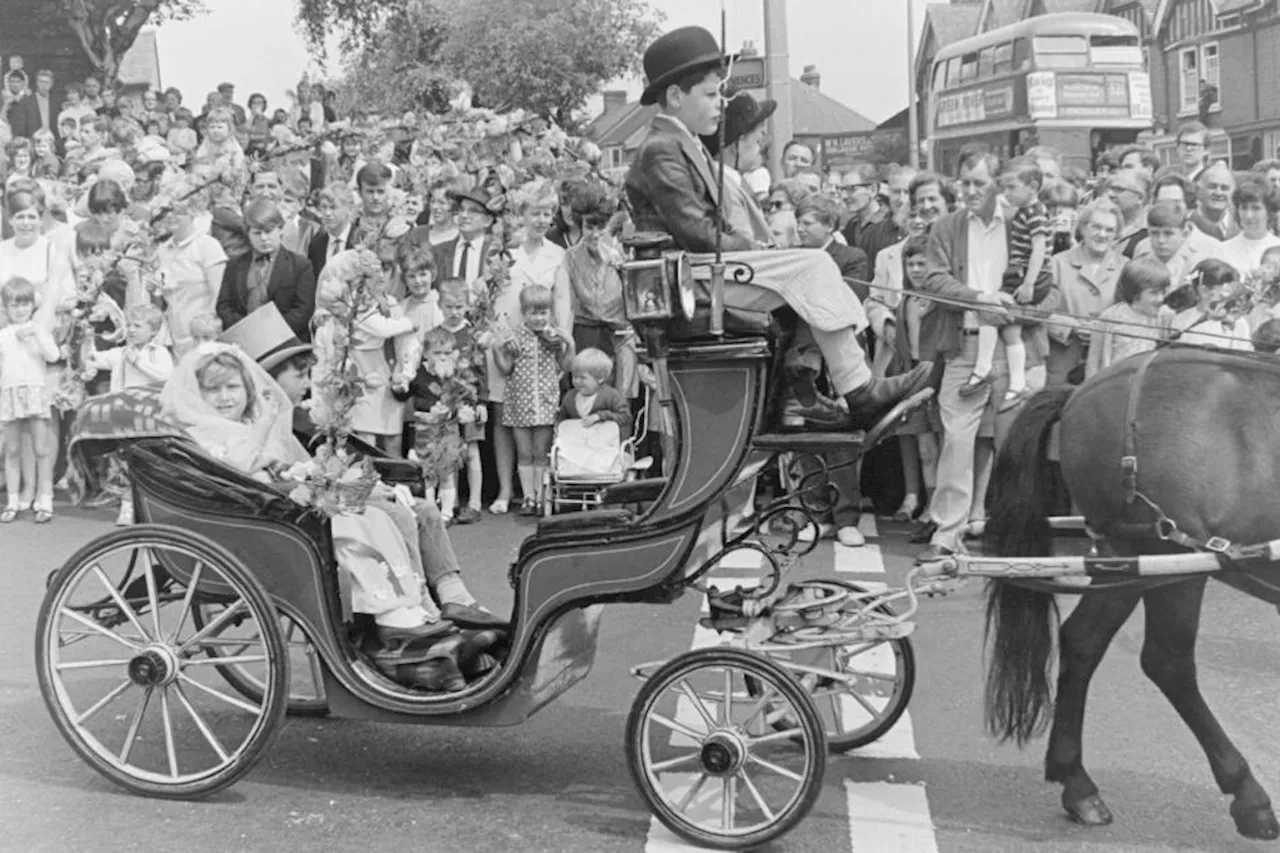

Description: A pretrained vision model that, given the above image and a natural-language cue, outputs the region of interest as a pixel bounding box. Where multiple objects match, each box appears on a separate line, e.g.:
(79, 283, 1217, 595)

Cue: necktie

(458, 240, 471, 281)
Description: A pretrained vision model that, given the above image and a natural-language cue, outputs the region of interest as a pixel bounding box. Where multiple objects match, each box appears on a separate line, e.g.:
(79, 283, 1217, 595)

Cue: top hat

(220, 303, 312, 373)
(640, 26, 729, 106)
(703, 90, 778, 157)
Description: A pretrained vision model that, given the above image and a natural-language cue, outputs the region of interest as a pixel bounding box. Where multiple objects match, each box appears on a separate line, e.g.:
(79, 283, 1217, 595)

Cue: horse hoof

(1064, 794, 1114, 827)
(1233, 807, 1280, 840)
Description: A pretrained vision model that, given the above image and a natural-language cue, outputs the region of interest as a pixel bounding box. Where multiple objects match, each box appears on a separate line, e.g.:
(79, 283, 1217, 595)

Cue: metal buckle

(1204, 536, 1231, 553)
(1120, 455, 1137, 473)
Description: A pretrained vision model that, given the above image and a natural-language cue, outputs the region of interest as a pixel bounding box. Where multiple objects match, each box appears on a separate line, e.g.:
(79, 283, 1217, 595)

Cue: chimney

(602, 90, 628, 112)
(740, 40, 759, 57)
(801, 64, 821, 90)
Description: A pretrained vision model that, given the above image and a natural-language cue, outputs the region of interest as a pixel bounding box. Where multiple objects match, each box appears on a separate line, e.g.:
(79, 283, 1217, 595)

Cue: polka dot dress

(502, 325, 562, 428)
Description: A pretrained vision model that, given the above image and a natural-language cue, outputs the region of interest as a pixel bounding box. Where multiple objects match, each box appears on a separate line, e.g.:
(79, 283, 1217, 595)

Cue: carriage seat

(125, 437, 328, 543)
(535, 507, 635, 536)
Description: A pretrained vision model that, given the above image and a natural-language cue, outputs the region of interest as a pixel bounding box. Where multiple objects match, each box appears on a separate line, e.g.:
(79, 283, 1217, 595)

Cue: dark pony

(983, 347, 1280, 840)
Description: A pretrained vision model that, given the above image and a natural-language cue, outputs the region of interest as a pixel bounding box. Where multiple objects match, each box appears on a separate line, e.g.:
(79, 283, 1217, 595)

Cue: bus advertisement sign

(935, 83, 1016, 128)
(1128, 71, 1153, 120)
(1027, 72, 1057, 119)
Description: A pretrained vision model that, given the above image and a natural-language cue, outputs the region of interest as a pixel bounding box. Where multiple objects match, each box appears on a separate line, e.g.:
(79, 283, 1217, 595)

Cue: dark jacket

(624, 115, 754, 254)
(856, 217, 905, 271)
(216, 247, 316, 340)
(8, 93, 54, 141)
(824, 241, 870, 300)
(429, 233, 497, 283)
(558, 386, 633, 440)
(307, 227, 356, 279)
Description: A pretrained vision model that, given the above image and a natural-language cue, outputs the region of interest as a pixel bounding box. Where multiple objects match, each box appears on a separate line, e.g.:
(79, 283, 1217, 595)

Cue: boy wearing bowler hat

(626, 26, 934, 434)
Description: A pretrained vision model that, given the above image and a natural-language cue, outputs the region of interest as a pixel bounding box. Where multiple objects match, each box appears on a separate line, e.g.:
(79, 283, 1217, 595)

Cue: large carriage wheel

(626, 647, 826, 850)
(748, 579, 916, 752)
(191, 604, 328, 717)
(35, 525, 288, 799)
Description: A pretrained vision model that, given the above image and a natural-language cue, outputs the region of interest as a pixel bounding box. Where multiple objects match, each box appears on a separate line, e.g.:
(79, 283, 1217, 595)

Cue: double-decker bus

(927, 12, 1152, 174)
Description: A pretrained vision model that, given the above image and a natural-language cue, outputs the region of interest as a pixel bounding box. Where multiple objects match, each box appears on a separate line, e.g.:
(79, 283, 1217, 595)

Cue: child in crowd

(1042, 179, 1080, 255)
(156, 185, 228, 357)
(963, 157, 1050, 410)
(436, 278, 486, 521)
(1253, 318, 1280, 353)
(85, 303, 174, 525)
(192, 107, 245, 173)
(397, 326, 484, 524)
(1143, 201, 1197, 294)
(0, 277, 60, 524)
(1172, 258, 1253, 351)
(189, 312, 223, 346)
(1086, 257, 1174, 378)
(559, 347, 632, 438)
(495, 284, 575, 516)
(392, 243, 442, 451)
(891, 236, 940, 524)
(30, 130, 61, 179)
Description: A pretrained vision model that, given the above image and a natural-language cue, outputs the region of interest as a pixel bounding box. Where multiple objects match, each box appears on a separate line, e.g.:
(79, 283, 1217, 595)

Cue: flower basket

(285, 448, 382, 517)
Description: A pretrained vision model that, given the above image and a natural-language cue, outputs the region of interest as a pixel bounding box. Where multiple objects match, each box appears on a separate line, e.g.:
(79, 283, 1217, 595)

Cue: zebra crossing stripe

(844, 780, 939, 853)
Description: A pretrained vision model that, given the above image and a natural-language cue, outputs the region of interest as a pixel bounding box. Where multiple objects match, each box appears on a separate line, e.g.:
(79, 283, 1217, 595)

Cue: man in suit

(9, 69, 57, 142)
(307, 183, 359, 278)
(405, 186, 498, 294)
(914, 149, 1062, 563)
(217, 198, 316, 339)
(625, 25, 931, 434)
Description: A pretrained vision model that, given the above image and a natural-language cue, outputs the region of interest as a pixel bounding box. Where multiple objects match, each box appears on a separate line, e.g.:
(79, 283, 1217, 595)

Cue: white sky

(154, 0, 930, 124)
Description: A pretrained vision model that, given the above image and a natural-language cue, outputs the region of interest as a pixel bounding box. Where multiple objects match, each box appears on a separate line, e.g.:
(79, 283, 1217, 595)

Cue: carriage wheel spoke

(841, 667, 897, 683)
(738, 768, 775, 821)
(56, 658, 133, 672)
(306, 642, 325, 699)
(158, 688, 179, 778)
(747, 754, 804, 783)
(167, 561, 204, 644)
(73, 678, 133, 725)
(675, 679, 718, 732)
(739, 689, 775, 733)
(177, 672, 262, 715)
(721, 773, 737, 830)
(93, 564, 151, 642)
(173, 684, 228, 762)
(141, 548, 163, 641)
(59, 607, 142, 652)
(722, 667, 733, 725)
(651, 751, 701, 772)
(677, 772, 710, 813)
(648, 712, 706, 743)
(847, 686, 882, 718)
(180, 655, 267, 667)
(177, 600, 246, 654)
(118, 687, 154, 764)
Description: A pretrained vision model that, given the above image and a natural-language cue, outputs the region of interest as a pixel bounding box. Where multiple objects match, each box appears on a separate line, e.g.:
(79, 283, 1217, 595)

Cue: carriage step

(753, 431, 866, 452)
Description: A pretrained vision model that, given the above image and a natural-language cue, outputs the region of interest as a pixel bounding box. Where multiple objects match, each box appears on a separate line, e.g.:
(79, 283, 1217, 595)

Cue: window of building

(1180, 42, 1220, 113)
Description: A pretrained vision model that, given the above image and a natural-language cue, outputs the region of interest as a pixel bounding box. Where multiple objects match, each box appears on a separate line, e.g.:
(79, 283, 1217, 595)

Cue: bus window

(932, 61, 946, 91)
(978, 46, 994, 78)
(959, 52, 979, 81)
(1012, 37, 1031, 71)
(946, 57, 961, 88)
(992, 42, 1013, 75)
(1034, 34, 1088, 69)
(1090, 34, 1143, 66)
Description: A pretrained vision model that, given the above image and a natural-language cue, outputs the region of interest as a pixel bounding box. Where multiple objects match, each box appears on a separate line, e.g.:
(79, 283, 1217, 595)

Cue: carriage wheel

(747, 580, 916, 752)
(35, 525, 288, 799)
(190, 604, 328, 717)
(626, 647, 826, 850)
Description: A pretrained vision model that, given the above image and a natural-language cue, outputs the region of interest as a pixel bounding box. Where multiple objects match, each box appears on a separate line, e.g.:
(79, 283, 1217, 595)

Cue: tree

(294, 0, 410, 58)
(439, 0, 662, 126)
(58, 0, 206, 85)
(331, 0, 662, 128)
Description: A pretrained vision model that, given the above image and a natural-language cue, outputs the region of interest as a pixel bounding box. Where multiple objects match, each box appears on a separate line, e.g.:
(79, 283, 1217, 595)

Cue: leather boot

(843, 362, 934, 432)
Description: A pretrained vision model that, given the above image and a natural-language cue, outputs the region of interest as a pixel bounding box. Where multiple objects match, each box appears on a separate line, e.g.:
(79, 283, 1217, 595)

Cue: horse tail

(982, 386, 1072, 746)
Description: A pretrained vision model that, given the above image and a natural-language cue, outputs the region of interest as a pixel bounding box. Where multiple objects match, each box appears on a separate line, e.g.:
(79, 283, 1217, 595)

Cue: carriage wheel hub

(128, 646, 179, 687)
(700, 730, 747, 776)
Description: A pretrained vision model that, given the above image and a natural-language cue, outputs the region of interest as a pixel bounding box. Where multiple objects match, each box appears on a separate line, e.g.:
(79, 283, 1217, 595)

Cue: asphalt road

(2, 501, 1278, 853)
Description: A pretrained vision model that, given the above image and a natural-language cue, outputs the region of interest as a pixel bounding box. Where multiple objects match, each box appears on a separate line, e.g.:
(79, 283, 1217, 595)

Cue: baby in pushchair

(543, 348, 639, 514)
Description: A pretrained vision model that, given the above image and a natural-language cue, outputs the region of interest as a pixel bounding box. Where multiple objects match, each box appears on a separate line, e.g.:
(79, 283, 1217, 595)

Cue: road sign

(727, 56, 767, 92)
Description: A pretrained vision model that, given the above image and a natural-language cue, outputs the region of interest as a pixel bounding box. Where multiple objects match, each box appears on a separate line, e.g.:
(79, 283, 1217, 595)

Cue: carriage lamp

(621, 232, 696, 323)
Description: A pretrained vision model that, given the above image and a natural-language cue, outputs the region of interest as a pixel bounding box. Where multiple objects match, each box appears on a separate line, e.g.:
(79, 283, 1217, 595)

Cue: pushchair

(539, 391, 652, 516)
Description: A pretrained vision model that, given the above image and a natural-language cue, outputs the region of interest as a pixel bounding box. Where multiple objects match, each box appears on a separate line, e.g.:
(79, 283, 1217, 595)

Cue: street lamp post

(763, 0, 793, 178)
(907, 0, 920, 168)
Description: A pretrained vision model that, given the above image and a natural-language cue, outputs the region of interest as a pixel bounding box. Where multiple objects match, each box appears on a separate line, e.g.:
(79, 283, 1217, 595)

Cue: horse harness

(1106, 348, 1269, 567)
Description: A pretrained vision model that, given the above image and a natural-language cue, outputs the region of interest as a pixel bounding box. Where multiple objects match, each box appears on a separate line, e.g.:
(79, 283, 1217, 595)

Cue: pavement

(2, 501, 1278, 853)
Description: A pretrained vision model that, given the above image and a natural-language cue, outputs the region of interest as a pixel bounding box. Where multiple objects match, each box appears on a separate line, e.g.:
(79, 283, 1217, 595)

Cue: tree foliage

(294, 0, 409, 58)
(333, 0, 662, 128)
(59, 0, 206, 83)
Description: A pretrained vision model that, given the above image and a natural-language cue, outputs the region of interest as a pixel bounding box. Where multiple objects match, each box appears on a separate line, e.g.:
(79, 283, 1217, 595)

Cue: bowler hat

(220, 303, 312, 373)
(703, 90, 777, 157)
(449, 185, 503, 216)
(640, 26, 729, 106)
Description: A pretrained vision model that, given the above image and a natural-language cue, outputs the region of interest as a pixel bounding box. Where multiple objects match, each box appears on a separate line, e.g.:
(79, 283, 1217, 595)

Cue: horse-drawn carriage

(36, 237, 937, 849)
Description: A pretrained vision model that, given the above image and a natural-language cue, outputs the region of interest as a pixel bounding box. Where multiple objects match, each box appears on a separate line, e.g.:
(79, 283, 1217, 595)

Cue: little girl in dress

(495, 284, 575, 515)
(311, 250, 417, 453)
(1086, 258, 1175, 378)
(0, 277, 61, 524)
